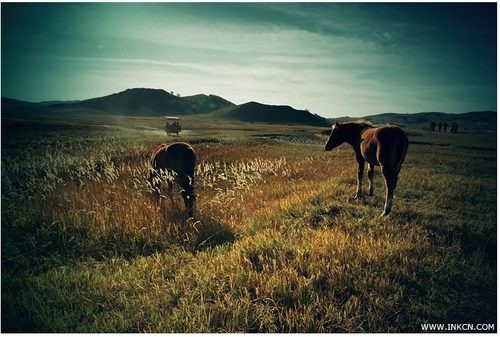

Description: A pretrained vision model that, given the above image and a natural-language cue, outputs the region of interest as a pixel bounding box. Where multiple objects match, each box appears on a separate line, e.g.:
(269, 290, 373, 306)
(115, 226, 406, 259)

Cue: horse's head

(183, 193, 196, 218)
(325, 122, 345, 151)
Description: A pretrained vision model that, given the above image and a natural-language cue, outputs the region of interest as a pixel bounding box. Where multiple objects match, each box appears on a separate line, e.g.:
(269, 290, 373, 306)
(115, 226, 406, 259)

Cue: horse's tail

(393, 130, 409, 174)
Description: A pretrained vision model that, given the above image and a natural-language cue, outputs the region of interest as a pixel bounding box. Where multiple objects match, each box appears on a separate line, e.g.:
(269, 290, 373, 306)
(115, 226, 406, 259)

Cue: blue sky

(1, 2, 497, 118)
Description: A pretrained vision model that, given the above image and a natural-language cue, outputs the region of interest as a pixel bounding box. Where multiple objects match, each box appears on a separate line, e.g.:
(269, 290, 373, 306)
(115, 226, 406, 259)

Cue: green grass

(1, 118, 496, 332)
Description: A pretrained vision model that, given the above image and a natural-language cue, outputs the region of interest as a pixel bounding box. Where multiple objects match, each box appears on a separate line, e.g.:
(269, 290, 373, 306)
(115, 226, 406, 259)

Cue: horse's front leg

(355, 159, 365, 198)
(368, 163, 375, 196)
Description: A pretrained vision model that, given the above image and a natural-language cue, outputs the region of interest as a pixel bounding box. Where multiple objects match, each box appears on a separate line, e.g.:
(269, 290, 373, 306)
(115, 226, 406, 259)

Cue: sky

(1, 2, 497, 118)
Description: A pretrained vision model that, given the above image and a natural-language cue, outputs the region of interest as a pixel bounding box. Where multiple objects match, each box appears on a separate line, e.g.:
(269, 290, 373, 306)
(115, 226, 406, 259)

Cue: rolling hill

(208, 101, 330, 127)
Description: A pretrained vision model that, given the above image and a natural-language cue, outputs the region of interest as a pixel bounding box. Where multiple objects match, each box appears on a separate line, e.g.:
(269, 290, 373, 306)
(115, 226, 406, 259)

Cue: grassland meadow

(1, 118, 496, 332)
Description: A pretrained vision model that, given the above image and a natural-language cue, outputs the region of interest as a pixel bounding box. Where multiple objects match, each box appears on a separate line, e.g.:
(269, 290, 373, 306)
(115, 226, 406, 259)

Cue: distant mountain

(328, 111, 497, 133)
(76, 88, 235, 116)
(209, 101, 330, 127)
(1, 97, 81, 111)
(76, 88, 183, 116)
(1, 97, 38, 110)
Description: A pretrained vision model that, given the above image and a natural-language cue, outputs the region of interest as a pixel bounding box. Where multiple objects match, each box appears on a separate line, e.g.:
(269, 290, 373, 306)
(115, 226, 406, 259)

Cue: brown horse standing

(325, 121, 409, 216)
(148, 142, 196, 217)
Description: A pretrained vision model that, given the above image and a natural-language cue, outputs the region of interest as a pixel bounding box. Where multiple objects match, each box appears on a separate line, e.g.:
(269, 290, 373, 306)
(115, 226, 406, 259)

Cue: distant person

(430, 121, 436, 131)
(451, 122, 459, 133)
(443, 121, 448, 132)
(438, 121, 443, 132)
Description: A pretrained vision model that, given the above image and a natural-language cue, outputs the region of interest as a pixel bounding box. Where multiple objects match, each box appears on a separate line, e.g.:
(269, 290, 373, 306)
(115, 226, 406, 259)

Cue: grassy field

(1, 116, 496, 332)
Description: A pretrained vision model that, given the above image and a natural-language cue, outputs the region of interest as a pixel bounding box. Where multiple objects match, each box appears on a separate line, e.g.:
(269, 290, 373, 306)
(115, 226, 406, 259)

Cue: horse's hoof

(348, 194, 361, 202)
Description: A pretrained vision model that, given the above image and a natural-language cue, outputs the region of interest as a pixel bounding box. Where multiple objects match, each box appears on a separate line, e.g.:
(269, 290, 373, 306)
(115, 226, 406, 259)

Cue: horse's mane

(342, 120, 373, 128)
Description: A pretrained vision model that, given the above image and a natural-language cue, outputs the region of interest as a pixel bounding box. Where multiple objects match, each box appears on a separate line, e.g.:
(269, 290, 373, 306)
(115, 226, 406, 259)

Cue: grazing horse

(148, 142, 196, 217)
(324, 121, 409, 216)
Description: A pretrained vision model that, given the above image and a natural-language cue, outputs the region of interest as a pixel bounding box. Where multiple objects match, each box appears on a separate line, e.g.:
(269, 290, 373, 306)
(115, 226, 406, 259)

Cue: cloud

(1, 3, 496, 116)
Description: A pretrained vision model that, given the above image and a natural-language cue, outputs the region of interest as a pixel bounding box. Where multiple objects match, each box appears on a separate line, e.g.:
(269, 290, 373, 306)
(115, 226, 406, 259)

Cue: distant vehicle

(165, 117, 181, 136)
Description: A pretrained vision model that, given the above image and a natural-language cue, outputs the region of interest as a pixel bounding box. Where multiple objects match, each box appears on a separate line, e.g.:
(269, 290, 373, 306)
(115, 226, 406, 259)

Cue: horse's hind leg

(381, 166, 397, 216)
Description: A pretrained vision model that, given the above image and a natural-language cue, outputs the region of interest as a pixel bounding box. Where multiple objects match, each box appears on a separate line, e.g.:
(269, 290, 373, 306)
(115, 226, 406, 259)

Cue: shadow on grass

(167, 213, 236, 253)
(1, 211, 236, 333)
(395, 209, 496, 267)
(309, 206, 342, 228)
(2, 206, 236, 277)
